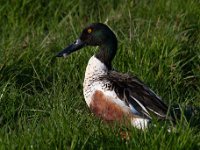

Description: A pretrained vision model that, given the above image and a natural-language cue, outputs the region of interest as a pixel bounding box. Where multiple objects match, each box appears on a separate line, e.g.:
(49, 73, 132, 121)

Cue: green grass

(0, 0, 200, 149)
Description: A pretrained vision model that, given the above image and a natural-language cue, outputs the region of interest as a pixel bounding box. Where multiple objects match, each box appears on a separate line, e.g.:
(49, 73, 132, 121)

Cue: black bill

(56, 39, 86, 57)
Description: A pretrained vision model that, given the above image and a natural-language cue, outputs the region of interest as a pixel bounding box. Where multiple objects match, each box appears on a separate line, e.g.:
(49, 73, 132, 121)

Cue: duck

(56, 23, 174, 129)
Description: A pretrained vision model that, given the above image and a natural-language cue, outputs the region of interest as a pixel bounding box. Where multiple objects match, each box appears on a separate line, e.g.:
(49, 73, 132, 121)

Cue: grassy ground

(0, 0, 200, 149)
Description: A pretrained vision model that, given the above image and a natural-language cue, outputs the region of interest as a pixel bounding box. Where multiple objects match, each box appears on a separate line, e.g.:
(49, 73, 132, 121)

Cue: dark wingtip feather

(170, 105, 200, 124)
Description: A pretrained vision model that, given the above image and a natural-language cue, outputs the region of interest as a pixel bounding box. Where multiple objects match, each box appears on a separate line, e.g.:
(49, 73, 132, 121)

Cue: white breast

(83, 56, 108, 106)
(83, 56, 129, 109)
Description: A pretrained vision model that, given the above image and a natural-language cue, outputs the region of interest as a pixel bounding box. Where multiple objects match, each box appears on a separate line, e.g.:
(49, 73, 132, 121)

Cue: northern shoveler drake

(56, 23, 174, 130)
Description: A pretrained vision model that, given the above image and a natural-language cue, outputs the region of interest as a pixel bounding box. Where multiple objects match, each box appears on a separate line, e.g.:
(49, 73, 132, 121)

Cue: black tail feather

(170, 105, 200, 127)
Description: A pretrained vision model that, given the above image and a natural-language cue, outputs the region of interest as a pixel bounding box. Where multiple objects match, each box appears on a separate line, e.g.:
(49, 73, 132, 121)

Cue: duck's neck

(95, 38, 117, 70)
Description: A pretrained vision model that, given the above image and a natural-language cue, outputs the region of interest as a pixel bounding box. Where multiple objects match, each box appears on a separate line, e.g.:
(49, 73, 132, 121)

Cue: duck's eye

(87, 28, 92, 33)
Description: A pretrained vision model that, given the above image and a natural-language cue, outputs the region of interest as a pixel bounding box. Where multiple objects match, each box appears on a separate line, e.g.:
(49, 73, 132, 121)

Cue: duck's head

(56, 23, 117, 69)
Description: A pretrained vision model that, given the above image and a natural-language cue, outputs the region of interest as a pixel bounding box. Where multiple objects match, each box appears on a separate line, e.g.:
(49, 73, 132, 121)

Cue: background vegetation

(0, 0, 200, 149)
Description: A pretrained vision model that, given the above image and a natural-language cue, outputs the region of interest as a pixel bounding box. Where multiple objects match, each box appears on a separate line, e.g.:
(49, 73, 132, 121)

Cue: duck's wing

(100, 70, 171, 120)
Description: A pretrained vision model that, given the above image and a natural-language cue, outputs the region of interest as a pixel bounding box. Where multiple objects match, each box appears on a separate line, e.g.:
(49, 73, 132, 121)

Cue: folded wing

(100, 70, 173, 121)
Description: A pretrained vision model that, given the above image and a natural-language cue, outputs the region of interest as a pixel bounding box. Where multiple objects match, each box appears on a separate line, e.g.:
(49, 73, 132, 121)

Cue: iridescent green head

(57, 23, 118, 69)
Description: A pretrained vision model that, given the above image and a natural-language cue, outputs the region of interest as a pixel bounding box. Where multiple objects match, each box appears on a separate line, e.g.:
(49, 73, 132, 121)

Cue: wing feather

(100, 70, 172, 120)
